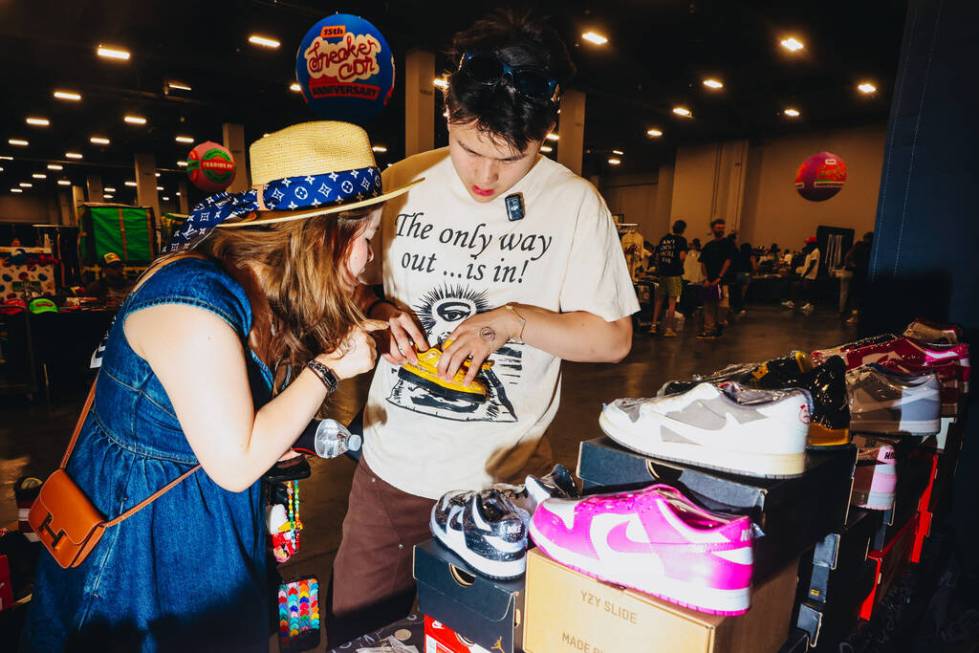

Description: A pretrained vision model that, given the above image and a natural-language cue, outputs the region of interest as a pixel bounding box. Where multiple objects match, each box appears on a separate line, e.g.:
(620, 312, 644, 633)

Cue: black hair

(692, 238, 702, 249)
(445, 9, 575, 152)
(863, 232, 874, 242)
(710, 218, 725, 228)
(740, 242, 753, 255)
(672, 219, 686, 234)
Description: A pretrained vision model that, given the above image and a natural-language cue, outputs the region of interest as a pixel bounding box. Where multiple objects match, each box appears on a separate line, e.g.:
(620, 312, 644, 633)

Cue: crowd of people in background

(644, 220, 874, 338)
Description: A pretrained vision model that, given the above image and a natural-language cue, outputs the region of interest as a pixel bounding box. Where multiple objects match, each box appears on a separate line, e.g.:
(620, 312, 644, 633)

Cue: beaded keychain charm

(271, 480, 303, 563)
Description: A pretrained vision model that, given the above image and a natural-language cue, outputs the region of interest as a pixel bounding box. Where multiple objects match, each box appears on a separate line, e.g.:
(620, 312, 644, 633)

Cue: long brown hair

(198, 207, 373, 388)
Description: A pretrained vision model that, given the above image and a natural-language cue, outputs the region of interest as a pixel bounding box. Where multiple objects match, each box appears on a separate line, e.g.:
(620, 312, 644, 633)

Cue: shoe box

(577, 437, 857, 580)
(777, 628, 810, 653)
(328, 613, 425, 652)
(794, 559, 877, 652)
(858, 514, 918, 621)
(850, 433, 936, 550)
(523, 548, 800, 653)
(798, 508, 883, 607)
(414, 539, 523, 653)
(424, 615, 492, 653)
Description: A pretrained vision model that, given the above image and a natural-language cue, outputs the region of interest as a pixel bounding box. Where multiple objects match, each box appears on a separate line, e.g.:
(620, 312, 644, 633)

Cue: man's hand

(439, 308, 523, 385)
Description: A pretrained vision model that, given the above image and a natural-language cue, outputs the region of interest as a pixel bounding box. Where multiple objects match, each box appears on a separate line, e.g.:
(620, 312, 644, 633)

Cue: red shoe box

(0, 555, 13, 612)
(858, 515, 917, 621)
(424, 615, 492, 653)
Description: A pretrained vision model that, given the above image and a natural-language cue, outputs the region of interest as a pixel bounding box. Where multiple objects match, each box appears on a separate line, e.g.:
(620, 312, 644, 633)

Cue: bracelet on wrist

(306, 359, 339, 394)
(504, 303, 527, 343)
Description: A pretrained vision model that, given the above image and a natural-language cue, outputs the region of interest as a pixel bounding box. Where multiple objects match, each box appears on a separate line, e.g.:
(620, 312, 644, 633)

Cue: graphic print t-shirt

(655, 234, 688, 276)
(363, 149, 639, 499)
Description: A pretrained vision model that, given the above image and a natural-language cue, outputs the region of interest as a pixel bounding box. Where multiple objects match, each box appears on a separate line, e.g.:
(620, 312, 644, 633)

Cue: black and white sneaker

(430, 489, 528, 580)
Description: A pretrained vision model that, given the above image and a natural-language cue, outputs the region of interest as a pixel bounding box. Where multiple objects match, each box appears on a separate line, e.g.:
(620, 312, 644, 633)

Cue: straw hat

(166, 121, 421, 251)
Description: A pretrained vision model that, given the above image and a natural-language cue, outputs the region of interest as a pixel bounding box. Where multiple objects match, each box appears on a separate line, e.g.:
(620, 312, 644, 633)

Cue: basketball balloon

(186, 142, 236, 193)
(295, 14, 395, 123)
(795, 152, 847, 202)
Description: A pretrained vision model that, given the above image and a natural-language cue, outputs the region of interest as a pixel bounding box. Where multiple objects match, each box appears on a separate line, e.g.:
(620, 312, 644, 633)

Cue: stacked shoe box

(792, 508, 882, 650)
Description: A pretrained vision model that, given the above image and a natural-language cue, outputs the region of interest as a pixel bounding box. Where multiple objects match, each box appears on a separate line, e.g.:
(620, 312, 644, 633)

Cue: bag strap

(59, 379, 97, 469)
(104, 464, 201, 527)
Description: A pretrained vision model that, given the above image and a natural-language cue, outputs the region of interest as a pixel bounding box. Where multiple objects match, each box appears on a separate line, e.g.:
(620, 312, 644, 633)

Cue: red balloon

(186, 141, 236, 193)
(795, 152, 847, 202)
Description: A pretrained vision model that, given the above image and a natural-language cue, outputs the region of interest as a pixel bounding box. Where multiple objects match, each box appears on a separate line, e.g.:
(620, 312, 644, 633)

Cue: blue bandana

(166, 165, 382, 252)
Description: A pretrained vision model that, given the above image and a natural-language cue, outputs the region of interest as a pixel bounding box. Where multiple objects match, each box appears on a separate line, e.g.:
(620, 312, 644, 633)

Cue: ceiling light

(162, 196, 171, 201)
(104, 194, 114, 200)
(545, 133, 560, 142)
(540, 145, 553, 153)
(104, 186, 117, 193)
(289, 82, 302, 93)
(8, 139, 29, 147)
(702, 78, 724, 90)
(784, 107, 801, 118)
(90, 136, 110, 145)
(0, 156, 13, 161)
(371, 145, 388, 153)
(646, 128, 664, 138)
(780, 37, 805, 52)
(672, 106, 693, 118)
(58, 180, 71, 186)
(582, 31, 609, 46)
(177, 161, 188, 168)
(19, 182, 33, 188)
(124, 114, 147, 125)
(32, 173, 46, 179)
(612, 149, 624, 156)
(0, 167, 3, 172)
(157, 186, 164, 191)
(166, 80, 192, 92)
(26, 116, 50, 127)
(47, 164, 63, 171)
(607, 157, 621, 166)
(97, 44, 131, 61)
(53, 89, 82, 102)
(433, 77, 449, 90)
(11, 188, 22, 193)
(176, 191, 181, 196)
(248, 34, 280, 49)
(66, 152, 83, 160)
(155, 172, 161, 177)
(124, 181, 137, 187)
(858, 81, 878, 95)
(175, 135, 194, 144)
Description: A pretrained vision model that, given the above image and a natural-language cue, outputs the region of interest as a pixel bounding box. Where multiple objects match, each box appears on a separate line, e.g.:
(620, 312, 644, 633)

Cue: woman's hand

(319, 320, 387, 380)
(372, 304, 429, 366)
(438, 308, 523, 385)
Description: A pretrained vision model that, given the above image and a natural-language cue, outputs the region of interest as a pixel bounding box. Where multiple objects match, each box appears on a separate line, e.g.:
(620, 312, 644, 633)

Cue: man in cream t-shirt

(327, 10, 638, 644)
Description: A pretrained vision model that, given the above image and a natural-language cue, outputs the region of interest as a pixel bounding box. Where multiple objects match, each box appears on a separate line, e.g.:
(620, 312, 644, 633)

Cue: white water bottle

(313, 419, 362, 459)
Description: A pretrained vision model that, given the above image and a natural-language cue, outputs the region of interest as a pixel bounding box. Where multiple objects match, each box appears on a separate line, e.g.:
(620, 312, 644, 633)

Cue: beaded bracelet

(306, 359, 339, 394)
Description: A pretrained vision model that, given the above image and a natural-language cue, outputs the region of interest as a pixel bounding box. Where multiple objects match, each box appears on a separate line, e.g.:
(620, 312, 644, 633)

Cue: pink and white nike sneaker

(529, 484, 754, 616)
(850, 439, 897, 511)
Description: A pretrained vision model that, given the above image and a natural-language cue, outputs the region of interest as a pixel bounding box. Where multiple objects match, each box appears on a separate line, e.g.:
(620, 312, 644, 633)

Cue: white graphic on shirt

(386, 284, 521, 423)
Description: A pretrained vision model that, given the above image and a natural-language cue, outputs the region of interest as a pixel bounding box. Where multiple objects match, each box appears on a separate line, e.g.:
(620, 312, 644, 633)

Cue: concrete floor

(0, 305, 853, 648)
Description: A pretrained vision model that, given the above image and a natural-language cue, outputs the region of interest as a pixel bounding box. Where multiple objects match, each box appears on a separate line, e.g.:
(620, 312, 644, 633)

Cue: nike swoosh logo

(926, 350, 959, 360)
(658, 412, 739, 442)
(606, 520, 652, 554)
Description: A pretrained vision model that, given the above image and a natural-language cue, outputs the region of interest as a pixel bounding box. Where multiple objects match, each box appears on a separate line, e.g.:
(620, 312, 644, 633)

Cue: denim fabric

(23, 258, 274, 652)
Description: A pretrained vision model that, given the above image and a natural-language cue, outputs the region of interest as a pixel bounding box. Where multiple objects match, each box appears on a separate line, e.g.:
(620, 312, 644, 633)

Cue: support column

(557, 90, 585, 176)
(134, 153, 161, 220)
(57, 190, 72, 225)
(71, 185, 85, 226)
(222, 123, 249, 193)
(177, 180, 190, 213)
(404, 49, 436, 156)
(85, 175, 104, 203)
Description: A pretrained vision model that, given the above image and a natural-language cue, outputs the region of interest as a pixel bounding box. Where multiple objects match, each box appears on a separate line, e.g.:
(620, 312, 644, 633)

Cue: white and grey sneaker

(430, 489, 528, 580)
(599, 382, 811, 478)
(847, 364, 941, 436)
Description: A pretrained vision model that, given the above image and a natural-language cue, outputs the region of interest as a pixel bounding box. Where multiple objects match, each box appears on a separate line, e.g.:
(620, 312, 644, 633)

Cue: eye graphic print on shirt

(387, 284, 522, 422)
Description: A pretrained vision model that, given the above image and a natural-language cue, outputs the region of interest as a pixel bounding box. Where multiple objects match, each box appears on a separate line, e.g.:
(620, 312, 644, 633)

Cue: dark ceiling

(0, 0, 908, 210)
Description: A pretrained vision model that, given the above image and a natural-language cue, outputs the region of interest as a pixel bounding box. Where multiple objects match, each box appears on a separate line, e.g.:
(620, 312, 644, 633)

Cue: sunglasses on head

(457, 51, 560, 103)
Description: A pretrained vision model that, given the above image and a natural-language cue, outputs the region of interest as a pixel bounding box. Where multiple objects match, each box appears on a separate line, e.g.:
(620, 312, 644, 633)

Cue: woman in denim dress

(23, 122, 418, 652)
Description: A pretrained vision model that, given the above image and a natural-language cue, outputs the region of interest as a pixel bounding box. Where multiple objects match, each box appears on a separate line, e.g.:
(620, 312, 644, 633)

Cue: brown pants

(326, 459, 436, 646)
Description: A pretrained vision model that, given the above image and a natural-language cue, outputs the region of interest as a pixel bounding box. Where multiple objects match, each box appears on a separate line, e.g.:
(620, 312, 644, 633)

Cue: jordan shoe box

(798, 508, 883, 606)
(414, 540, 523, 653)
(778, 628, 810, 653)
(859, 515, 917, 621)
(794, 559, 876, 651)
(523, 549, 800, 653)
(577, 437, 857, 580)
